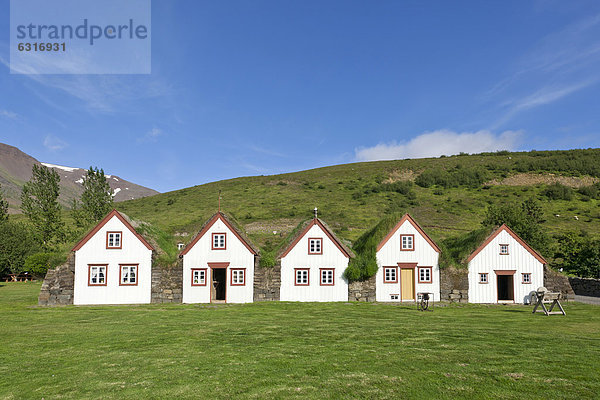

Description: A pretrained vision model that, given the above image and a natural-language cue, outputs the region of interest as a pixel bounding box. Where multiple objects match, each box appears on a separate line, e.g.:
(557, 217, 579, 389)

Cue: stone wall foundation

(38, 253, 75, 306)
(348, 275, 376, 302)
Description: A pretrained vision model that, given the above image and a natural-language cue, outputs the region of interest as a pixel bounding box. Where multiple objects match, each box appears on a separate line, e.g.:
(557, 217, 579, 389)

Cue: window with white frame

(499, 244, 509, 255)
(479, 273, 488, 283)
(384, 267, 397, 283)
(390, 294, 399, 300)
(120, 265, 137, 285)
(89, 265, 107, 285)
(400, 235, 414, 250)
(192, 269, 207, 286)
(309, 238, 323, 254)
(419, 267, 432, 283)
(107, 232, 122, 248)
(320, 269, 334, 285)
(212, 233, 226, 249)
(231, 269, 245, 286)
(295, 269, 309, 285)
(522, 273, 532, 284)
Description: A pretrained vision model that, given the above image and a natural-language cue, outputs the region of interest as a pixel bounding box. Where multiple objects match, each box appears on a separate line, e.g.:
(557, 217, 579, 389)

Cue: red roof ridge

(71, 209, 154, 252)
(179, 211, 258, 256)
(278, 217, 354, 259)
(376, 213, 441, 253)
(466, 223, 547, 264)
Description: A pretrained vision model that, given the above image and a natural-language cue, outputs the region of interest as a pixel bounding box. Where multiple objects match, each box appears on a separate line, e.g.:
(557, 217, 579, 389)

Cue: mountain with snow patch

(0, 143, 159, 212)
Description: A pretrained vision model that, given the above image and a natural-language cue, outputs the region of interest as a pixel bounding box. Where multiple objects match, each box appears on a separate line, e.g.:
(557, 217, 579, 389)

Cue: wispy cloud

(0, 110, 18, 120)
(355, 130, 521, 162)
(486, 13, 600, 127)
(249, 145, 286, 158)
(0, 51, 173, 114)
(137, 127, 164, 143)
(43, 135, 68, 151)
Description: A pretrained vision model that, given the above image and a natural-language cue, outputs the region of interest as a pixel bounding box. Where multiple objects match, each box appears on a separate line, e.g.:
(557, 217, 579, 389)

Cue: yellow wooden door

(401, 268, 415, 300)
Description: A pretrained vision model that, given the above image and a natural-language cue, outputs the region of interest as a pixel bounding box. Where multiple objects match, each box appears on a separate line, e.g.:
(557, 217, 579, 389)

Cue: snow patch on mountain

(112, 188, 121, 197)
(41, 162, 79, 172)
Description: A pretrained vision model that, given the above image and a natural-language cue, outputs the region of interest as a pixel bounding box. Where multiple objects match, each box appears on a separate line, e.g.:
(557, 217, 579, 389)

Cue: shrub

(578, 183, 600, 199)
(344, 253, 378, 282)
(24, 252, 65, 277)
(543, 183, 573, 200)
(379, 181, 413, 195)
(259, 251, 276, 268)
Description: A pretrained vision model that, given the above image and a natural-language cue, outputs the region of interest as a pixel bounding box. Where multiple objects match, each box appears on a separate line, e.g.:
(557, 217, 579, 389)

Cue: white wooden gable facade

(376, 214, 441, 302)
(467, 224, 546, 304)
(279, 218, 353, 302)
(72, 210, 154, 305)
(181, 212, 257, 304)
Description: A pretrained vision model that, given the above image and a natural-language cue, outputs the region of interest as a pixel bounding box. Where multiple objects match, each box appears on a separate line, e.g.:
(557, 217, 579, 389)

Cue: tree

(483, 198, 549, 255)
(20, 164, 63, 245)
(0, 221, 40, 277)
(73, 167, 114, 228)
(0, 183, 8, 222)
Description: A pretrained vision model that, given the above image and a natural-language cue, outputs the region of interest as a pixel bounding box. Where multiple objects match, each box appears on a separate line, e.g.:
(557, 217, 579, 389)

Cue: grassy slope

(1, 282, 599, 399)
(114, 150, 600, 263)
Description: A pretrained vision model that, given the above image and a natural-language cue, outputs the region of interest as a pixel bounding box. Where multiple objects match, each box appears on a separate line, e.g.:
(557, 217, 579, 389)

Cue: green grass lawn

(1, 282, 599, 399)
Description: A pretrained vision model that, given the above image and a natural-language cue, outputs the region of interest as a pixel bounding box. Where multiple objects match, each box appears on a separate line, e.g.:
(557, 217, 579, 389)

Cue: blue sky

(1, 0, 600, 193)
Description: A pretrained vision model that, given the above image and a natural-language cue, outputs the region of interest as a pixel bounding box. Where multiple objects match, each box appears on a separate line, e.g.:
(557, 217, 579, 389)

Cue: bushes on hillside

(542, 183, 573, 200)
(415, 166, 490, 189)
(578, 183, 600, 199)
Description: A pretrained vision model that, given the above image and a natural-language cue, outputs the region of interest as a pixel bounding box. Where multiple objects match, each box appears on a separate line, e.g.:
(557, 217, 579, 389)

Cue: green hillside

(113, 149, 600, 267)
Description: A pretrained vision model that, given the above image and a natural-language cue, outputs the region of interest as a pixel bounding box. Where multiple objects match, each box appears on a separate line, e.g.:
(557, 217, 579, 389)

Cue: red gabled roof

(376, 214, 441, 253)
(179, 212, 258, 256)
(278, 218, 355, 259)
(71, 209, 154, 252)
(466, 224, 547, 264)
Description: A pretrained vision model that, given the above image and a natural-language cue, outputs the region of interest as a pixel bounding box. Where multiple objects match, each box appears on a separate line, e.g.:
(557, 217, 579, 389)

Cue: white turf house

(375, 214, 441, 302)
(40, 209, 551, 306)
(180, 212, 258, 304)
(71, 209, 155, 305)
(467, 224, 546, 304)
(278, 213, 354, 302)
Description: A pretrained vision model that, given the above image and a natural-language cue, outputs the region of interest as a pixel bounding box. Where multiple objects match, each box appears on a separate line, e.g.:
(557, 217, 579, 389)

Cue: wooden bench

(532, 289, 565, 316)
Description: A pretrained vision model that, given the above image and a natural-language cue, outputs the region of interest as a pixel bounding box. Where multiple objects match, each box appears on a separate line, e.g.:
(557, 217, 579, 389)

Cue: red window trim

(230, 268, 246, 286)
(294, 268, 310, 286)
(522, 273, 532, 284)
(308, 237, 323, 255)
(400, 234, 415, 251)
(106, 231, 123, 249)
(319, 268, 335, 286)
(118, 264, 139, 286)
(211, 232, 227, 250)
(499, 244, 509, 255)
(479, 273, 489, 284)
(383, 266, 398, 283)
(88, 264, 108, 286)
(191, 268, 208, 286)
(417, 266, 433, 283)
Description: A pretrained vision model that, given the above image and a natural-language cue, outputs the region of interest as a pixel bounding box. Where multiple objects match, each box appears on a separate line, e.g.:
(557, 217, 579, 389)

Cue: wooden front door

(400, 268, 415, 300)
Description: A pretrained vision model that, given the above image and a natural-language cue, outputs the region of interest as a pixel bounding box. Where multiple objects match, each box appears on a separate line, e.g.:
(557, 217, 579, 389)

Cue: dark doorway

(497, 275, 514, 301)
(211, 268, 227, 302)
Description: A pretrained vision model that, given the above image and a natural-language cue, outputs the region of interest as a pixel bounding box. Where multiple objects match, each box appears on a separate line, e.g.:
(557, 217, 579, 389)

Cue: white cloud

(0, 110, 18, 119)
(355, 130, 521, 162)
(43, 135, 68, 151)
(137, 127, 164, 143)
